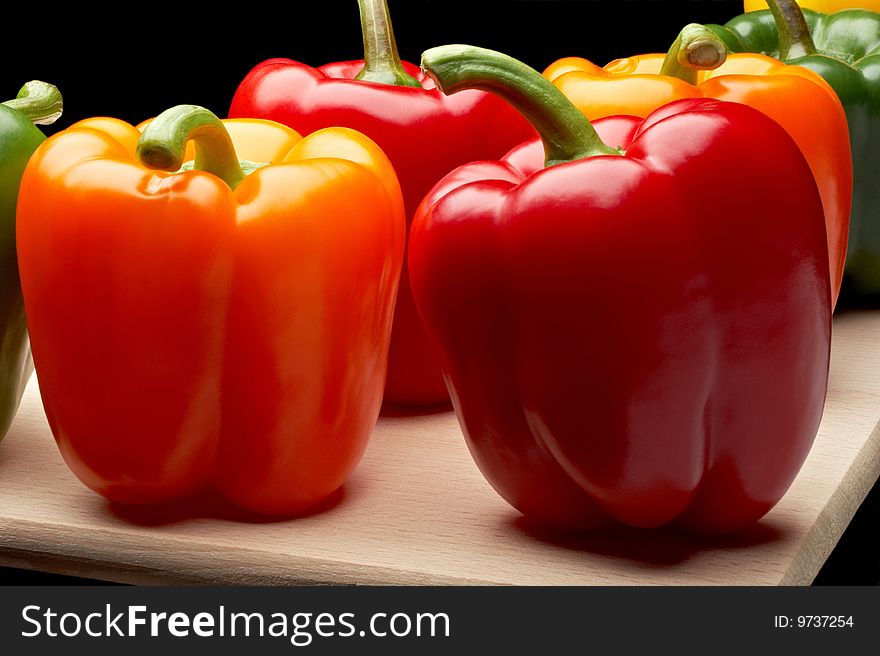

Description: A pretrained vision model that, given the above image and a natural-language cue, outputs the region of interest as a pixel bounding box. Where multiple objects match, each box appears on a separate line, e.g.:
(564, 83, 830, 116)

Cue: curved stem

(421, 45, 618, 168)
(2, 81, 63, 126)
(137, 105, 245, 190)
(660, 24, 728, 85)
(766, 0, 818, 59)
(355, 0, 421, 88)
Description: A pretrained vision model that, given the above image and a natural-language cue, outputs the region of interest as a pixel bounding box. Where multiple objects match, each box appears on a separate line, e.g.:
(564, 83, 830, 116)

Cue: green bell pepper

(707, 0, 880, 298)
(0, 81, 62, 442)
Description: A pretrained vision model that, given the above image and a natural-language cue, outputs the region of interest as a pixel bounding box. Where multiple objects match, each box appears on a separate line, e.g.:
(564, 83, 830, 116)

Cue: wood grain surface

(1, 312, 878, 586)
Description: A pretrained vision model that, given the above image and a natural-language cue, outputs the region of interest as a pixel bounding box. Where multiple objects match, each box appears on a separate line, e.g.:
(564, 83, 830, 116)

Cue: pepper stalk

(660, 24, 729, 84)
(421, 45, 620, 168)
(356, 0, 421, 88)
(765, 0, 819, 59)
(137, 105, 246, 190)
(2, 81, 63, 126)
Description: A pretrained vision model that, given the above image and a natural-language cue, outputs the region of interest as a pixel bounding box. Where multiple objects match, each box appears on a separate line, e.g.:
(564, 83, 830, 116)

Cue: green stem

(421, 45, 619, 168)
(137, 105, 245, 190)
(660, 24, 728, 85)
(355, 0, 421, 88)
(766, 0, 818, 59)
(2, 81, 63, 126)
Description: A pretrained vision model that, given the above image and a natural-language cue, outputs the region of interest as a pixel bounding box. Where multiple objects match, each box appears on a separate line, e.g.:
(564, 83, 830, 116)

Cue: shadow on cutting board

(103, 485, 349, 528)
(380, 402, 453, 418)
(510, 516, 784, 569)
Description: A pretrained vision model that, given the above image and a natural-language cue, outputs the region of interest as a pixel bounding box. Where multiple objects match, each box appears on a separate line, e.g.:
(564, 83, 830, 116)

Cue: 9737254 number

(798, 616, 853, 628)
(774, 616, 854, 629)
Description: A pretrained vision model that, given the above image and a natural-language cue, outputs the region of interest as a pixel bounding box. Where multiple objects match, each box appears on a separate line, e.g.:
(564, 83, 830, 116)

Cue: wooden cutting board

(1, 312, 878, 586)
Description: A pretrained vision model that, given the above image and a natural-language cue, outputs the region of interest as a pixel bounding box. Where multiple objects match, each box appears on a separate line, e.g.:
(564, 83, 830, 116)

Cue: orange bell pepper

(545, 24, 852, 308)
(16, 106, 405, 514)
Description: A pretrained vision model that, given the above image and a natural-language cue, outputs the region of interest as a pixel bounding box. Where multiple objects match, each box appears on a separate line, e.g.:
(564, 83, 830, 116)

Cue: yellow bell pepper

(746, 0, 880, 10)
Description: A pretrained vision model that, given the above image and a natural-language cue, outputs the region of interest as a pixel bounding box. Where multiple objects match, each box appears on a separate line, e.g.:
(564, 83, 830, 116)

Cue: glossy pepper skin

(229, 0, 534, 406)
(545, 24, 851, 308)
(707, 0, 880, 296)
(411, 46, 831, 533)
(16, 108, 404, 513)
(0, 82, 62, 444)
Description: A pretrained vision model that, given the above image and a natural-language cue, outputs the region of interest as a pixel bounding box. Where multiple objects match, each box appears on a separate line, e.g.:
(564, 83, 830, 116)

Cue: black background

(1, 0, 743, 131)
(0, 0, 876, 586)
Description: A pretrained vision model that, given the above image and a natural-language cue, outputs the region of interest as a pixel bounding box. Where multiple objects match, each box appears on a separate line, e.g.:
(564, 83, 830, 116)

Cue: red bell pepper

(229, 0, 534, 406)
(410, 46, 831, 533)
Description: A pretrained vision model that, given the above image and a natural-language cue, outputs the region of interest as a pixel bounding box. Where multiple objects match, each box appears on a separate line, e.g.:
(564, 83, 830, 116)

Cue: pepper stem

(355, 0, 421, 88)
(660, 24, 728, 85)
(137, 105, 245, 190)
(421, 45, 619, 168)
(1, 81, 63, 126)
(766, 0, 818, 59)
